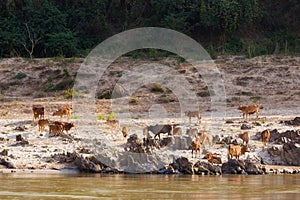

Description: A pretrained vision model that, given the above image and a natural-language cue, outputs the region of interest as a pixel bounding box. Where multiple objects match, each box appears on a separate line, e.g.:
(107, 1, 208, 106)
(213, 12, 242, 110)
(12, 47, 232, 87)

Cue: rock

(170, 136, 192, 150)
(170, 157, 194, 174)
(244, 160, 264, 175)
(16, 134, 23, 141)
(13, 135, 29, 146)
(125, 134, 147, 153)
(270, 130, 300, 144)
(74, 155, 104, 173)
(282, 117, 300, 126)
(225, 120, 234, 124)
(15, 126, 26, 131)
(280, 142, 300, 166)
(194, 161, 222, 175)
(231, 139, 239, 145)
(241, 124, 251, 130)
(252, 121, 262, 126)
(159, 136, 173, 148)
(222, 159, 246, 174)
(221, 136, 233, 145)
(0, 149, 8, 156)
(268, 146, 281, 157)
(0, 157, 16, 169)
(158, 165, 175, 174)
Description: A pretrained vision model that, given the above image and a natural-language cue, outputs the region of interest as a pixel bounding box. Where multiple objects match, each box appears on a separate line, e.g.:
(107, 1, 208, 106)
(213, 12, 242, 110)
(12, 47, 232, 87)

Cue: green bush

(97, 114, 105, 120)
(150, 84, 164, 93)
(107, 112, 116, 120)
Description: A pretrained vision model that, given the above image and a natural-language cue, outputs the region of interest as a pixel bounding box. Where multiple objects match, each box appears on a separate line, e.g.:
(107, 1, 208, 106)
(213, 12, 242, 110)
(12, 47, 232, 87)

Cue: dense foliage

(0, 0, 299, 58)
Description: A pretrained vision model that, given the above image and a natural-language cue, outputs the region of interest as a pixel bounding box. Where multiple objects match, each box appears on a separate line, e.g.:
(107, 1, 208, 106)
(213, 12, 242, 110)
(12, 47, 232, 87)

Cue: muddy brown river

(0, 173, 299, 199)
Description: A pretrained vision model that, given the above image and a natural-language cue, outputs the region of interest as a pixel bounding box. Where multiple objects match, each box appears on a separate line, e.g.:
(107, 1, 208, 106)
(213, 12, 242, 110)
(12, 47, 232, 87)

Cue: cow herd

(141, 103, 271, 163)
(32, 105, 74, 136)
(32, 102, 271, 163)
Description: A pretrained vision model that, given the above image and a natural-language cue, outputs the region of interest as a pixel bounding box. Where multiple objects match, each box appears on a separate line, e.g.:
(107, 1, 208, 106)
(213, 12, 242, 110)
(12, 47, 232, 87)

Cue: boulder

(282, 117, 300, 126)
(280, 142, 300, 166)
(170, 157, 193, 174)
(194, 161, 222, 175)
(222, 159, 246, 174)
(241, 124, 251, 130)
(0, 157, 16, 169)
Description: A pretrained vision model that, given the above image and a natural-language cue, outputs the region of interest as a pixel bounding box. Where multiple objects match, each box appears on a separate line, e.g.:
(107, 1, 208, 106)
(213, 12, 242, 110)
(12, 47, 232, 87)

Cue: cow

(186, 128, 198, 137)
(185, 110, 201, 124)
(238, 132, 250, 145)
(228, 144, 250, 160)
(172, 124, 182, 135)
(38, 119, 49, 132)
(52, 106, 72, 119)
(190, 138, 201, 158)
(32, 105, 45, 121)
(261, 129, 271, 146)
(106, 119, 119, 129)
(203, 152, 222, 164)
(197, 132, 213, 148)
(49, 123, 63, 136)
(54, 121, 75, 134)
(121, 126, 128, 138)
(143, 124, 172, 140)
(238, 104, 260, 119)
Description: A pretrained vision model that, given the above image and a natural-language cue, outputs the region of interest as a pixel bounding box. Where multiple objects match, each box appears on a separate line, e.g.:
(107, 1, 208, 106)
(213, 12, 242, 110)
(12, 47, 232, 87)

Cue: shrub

(97, 114, 105, 120)
(107, 112, 116, 120)
(129, 97, 138, 104)
(150, 84, 164, 93)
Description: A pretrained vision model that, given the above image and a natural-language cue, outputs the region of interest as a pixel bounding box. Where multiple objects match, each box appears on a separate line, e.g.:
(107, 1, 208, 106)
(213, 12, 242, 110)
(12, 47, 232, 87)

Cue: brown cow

(54, 121, 75, 134)
(121, 126, 129, 138)
(52, 106, 72, 119)
(261, 129, 271, 146)
(32, 105, 45, 121)
(228, 144, 250, 160)
(49, 123, 63, 136)
(38, 119, 49, 132)
(238, 104, 259, 119)
(172, 125, 182, 135)
(238, 132, 250, 145)
(190, 138, 201, 158)
(185, 110, 201, 124)
(203, 152, 222, 164)
(106, 119, 119, 129)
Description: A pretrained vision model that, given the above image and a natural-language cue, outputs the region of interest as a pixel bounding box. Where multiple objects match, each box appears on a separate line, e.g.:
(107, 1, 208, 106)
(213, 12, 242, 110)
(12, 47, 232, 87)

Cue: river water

(0, 173, 299, 199)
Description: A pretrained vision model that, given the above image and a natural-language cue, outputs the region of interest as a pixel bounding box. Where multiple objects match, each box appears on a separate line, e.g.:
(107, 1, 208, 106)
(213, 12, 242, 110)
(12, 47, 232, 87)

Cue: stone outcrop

(222, 159, 264, 175)
(280, 142, 300, 166)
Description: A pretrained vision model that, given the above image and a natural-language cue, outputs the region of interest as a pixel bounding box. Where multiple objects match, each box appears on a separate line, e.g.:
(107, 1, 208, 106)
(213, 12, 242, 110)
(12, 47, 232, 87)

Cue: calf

(172, 125, 182, 135)
(228, 144, 250, 160)
(54, 121, 75, 134)
(261, 129, 270, 146)
(32, 105, 45, 121)
(38, 119, 49, 132)
(121, 126, 128, 138)
(238, 104, 259, 119)
(185, 110, 201, 124)
(49, 123, 63, 136)
(197, 132, 213, 148)
(203, 152, 222, 164)
(190, 138, 201, 158)
(106, 119, 119, 129)
(52, 106, 72, 119)
(143, 124, 172, 140)
(238, 132, 250, 145)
